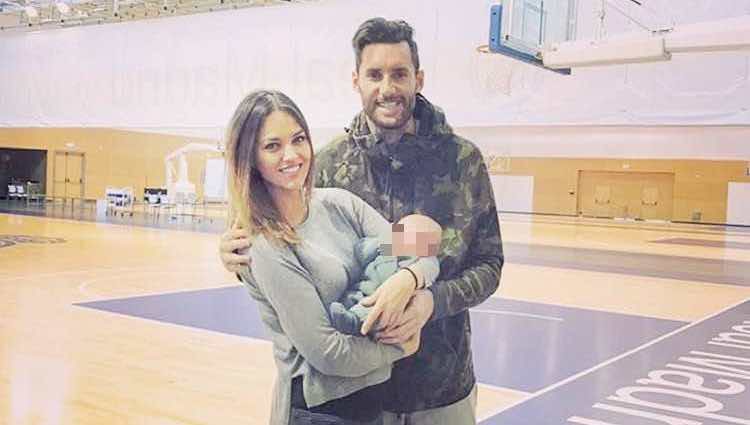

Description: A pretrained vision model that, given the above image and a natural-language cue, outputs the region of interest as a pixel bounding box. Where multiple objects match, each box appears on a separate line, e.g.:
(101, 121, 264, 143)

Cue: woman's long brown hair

(225, 90, 314, 245)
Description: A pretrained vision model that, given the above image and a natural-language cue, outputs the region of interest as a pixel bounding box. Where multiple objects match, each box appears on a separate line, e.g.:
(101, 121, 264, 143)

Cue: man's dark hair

(352, 18, 420, 71)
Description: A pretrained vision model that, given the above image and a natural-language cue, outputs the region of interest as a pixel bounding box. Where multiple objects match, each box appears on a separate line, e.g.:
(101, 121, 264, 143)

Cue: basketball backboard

(488, 1, 750, 71)
(488, 0, 577, 74)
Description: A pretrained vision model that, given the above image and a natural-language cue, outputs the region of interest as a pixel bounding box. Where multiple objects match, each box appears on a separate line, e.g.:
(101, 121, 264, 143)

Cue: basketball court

(2, 211, 749, 423)
(1, 0, 750, 424)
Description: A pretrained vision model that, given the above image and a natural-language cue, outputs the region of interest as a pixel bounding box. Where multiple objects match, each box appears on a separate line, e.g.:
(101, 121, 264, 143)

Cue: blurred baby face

(389, 222, 441, 257)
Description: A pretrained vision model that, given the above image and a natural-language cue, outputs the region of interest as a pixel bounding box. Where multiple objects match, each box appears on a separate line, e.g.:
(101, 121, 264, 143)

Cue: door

(578, 171, 674, 221)
(53, 152, 67, 198)
(641, 186, 661, 220)
(593, 185, 611, 217)
(66, 153, 84, 199)
(53, 151, 85, 199)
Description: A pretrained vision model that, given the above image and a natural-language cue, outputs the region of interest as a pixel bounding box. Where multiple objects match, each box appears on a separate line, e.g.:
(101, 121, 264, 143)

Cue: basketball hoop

(472, 44, 517, 97)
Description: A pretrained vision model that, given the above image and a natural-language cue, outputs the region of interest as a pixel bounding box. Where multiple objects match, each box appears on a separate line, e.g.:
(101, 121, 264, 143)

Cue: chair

(105, 186, 134, 217)
(14, 184, 26, 200)
(105, 187, 124, 215)
(26, 182, 45, 205)
(115, 187, 135, 217)
(143, 188, 164, 220)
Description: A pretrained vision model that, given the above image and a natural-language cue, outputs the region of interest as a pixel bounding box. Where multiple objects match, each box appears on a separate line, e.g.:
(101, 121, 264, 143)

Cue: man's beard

(366, 96, 415, 132)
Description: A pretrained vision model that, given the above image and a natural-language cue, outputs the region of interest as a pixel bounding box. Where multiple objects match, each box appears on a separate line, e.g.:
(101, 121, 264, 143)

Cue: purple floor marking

(505, 242, 750, 287)
(75, 288, 683, 394)
(75, 286, 269, 338)
(651, 237, 750, 250)
(472, 297, 683, 392)
(480, 299, 750, 424)
(502, 214, 750, 236)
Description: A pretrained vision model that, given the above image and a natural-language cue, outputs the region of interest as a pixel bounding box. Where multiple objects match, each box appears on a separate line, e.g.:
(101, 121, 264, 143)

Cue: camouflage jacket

(315, 94, 504, 412)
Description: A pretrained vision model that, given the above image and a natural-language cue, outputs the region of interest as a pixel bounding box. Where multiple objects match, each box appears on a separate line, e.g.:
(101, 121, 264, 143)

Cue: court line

(470, 308, 564, 322)
(72, 304, 274, 346)
(478, 296, 750, 422)
(477, 382, 530, 396)
(505, 241, 750, 287)
(477, 382, 530, 414)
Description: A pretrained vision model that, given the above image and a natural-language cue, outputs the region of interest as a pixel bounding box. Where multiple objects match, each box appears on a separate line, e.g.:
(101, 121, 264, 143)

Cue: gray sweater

(239, 188, 438, 425)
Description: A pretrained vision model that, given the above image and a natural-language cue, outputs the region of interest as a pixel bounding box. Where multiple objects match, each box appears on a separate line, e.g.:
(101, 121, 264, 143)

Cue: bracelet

(400, 267, 420, 290)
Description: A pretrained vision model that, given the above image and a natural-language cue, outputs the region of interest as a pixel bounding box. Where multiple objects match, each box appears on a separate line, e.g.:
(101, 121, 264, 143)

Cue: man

(221, 17, 503, 424)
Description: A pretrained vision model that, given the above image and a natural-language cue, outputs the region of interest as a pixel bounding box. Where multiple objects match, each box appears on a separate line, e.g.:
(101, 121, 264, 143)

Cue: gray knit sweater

(239, 188, 438, 425)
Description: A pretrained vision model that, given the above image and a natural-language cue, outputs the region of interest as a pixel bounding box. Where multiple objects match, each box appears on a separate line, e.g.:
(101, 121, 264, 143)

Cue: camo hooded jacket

(315, 94, 504, 412)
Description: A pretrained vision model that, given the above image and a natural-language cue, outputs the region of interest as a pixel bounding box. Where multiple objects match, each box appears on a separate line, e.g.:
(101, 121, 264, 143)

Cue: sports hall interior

(1, 0, 749, 424)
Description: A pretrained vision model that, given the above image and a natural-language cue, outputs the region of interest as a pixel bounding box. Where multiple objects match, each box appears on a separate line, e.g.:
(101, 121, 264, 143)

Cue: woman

(225, 90, 438, 425)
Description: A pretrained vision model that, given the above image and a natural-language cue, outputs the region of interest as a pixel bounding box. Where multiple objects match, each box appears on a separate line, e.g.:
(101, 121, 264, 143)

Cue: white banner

(1, 0, 748, 133)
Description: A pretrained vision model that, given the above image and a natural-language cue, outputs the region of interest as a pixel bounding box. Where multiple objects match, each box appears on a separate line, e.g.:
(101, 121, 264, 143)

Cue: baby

(329, 214, 442, 335)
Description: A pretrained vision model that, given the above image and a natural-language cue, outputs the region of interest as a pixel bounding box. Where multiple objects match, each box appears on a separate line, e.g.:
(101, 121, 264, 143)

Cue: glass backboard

(489, 0, 577, 74)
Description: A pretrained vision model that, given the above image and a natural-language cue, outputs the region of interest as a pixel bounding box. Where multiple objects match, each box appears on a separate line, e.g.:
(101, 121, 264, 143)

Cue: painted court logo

(0, 235, 66, 249)
(484, 299, 750, 425)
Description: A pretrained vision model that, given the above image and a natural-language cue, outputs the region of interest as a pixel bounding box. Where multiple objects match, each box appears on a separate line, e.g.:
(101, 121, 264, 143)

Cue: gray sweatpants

(381, 385, 477, 425)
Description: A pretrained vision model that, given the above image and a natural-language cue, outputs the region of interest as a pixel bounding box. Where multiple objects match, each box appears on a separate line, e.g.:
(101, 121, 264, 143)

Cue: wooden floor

(1, 212, 749, 424)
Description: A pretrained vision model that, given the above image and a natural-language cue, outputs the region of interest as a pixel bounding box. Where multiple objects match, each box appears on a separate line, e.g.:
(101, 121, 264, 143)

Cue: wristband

(400, 266, 421, 290)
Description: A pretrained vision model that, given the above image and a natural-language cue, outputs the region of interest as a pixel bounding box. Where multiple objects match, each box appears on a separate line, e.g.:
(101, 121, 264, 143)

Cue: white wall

(727, 182, 750, 225)
(458, 125, 750, 160)
(1, 0, 749, 157)
(203, 157, 227, 202)
(490, 175, 534, 213)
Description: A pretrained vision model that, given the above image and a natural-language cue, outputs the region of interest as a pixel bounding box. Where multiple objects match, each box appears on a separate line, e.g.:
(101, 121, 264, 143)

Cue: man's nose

(380, 76, 397, 96)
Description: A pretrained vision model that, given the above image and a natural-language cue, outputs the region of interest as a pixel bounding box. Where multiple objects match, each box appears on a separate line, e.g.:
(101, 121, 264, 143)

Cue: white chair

(105, 186, 133, 216)
(115, 187, 135, 217)
(105, 186, 123, 215)
(15, 185, 26, 200)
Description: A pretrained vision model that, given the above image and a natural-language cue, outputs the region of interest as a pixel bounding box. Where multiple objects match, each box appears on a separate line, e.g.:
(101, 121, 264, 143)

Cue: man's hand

(359, 269, 417, 335)
(374, 289, 434, 345)
(219, 226, 252, 274)
(399, 331, 421, 357)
